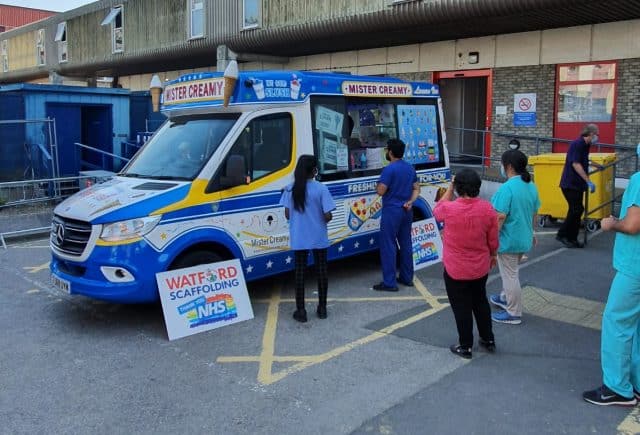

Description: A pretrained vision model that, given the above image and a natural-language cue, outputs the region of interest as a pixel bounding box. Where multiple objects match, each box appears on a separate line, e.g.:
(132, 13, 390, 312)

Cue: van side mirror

(220, 155, 247, 188)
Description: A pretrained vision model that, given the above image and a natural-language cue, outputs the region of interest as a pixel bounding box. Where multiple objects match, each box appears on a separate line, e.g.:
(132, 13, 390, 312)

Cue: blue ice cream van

(50, 66, 451, 303)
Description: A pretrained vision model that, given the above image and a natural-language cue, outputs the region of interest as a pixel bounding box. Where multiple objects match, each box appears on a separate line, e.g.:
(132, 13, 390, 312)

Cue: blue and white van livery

(50, 68, 450, 303)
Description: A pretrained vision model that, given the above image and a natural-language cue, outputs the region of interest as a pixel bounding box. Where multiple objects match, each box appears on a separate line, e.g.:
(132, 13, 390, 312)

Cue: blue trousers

(379, 206, 413, 287)
(601, 271, 640, 398)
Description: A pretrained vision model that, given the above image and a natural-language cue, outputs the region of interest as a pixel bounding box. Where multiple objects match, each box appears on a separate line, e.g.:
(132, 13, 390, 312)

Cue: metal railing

(446, 126, 639, 246)
(0, 174, 100, 249)
(74, 142, 130, 172)
(446, 126, 639, 177)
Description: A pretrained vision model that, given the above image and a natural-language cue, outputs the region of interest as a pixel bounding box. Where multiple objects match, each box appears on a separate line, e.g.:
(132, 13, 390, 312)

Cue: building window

(54, 22, 68, 63)
(1, 39, 8, 72)
(189, 0, 204, 39)
(101, 6, 124, 53)
(242, 0, 261, 30)
(36, 29, 45, 66)
(556, 62, 617, 123)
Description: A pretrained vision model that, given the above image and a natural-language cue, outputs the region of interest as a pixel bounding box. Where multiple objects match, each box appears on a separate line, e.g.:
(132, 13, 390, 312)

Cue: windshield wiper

(119, 173, 143, 178)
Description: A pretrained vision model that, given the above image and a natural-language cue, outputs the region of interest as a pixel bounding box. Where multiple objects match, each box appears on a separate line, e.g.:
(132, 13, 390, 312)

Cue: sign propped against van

(156, 259, 254, 340)
(411, 218, 444, 271)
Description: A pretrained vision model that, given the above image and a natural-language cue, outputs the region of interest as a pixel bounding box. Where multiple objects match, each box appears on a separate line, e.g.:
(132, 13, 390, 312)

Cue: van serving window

(311, 96, 445, 181)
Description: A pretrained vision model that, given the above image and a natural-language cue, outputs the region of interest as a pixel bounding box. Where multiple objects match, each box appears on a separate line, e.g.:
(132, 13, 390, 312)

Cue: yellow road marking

(257, 287, 281, 385)
(522, 286, 603, 330)
(251, 296, 427, 304)
(23, 262, 50, 273)
(618, 407, 640, 434)
(522, 286, 640, 433)
(218, 276, 449, 385)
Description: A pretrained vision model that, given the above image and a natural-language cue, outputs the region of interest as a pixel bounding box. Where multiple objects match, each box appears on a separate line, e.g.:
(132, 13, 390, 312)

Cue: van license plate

(51, 273, 70, 294)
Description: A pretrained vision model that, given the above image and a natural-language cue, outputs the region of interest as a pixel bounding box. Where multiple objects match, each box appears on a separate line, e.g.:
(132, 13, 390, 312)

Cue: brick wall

(614, 58, 640, 177)
(490, 65, 556, 164)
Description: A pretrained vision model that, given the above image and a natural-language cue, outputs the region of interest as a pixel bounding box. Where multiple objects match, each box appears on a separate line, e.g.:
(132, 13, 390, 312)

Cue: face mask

(591, 134, 599, 145)
(500, 165, 507, 178)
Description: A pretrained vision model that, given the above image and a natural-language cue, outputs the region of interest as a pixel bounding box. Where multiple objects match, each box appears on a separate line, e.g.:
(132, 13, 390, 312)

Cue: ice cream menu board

(397, 105, 440, 165)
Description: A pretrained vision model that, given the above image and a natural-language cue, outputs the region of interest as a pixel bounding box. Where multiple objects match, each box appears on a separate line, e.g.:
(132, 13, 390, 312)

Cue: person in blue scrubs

(373, 139, 420, 292)
(583, 144, 640, 406)
(280, 155, 336, 322)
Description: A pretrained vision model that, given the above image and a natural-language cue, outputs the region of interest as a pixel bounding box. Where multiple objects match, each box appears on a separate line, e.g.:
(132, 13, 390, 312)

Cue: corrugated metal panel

(226, 0, 640, 56)
(0, 5, 55, 30)
(209, 0, 241, 39)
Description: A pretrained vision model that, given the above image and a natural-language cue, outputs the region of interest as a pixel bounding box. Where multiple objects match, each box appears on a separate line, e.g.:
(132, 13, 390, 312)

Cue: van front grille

(51, 215, 92, 257)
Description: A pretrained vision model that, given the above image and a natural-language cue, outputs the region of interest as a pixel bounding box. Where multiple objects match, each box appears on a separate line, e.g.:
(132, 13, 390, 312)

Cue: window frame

(242, 0, 261, 30)
(36, 29, 45, 66)
(555, 61, 617, 124)
(55, 22, 68, 63)
(310, 95, 446, 182)
(101, 6, 124, 53)
(1, 39, 8, 72)
(188, 0, 205, 39)
(209, 112, 293, 193)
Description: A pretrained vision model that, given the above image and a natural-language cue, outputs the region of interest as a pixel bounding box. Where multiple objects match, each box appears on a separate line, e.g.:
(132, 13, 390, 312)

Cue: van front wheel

(170, 250, 223, 270)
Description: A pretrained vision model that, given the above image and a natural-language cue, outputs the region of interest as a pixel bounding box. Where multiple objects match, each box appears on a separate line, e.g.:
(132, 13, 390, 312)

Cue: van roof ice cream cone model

(50, 69, 451, 303)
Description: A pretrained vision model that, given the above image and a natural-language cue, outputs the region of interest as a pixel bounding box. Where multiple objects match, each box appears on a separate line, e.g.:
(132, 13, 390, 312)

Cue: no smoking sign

(514, 93, 536, 113)
(513, 93, 537, 127)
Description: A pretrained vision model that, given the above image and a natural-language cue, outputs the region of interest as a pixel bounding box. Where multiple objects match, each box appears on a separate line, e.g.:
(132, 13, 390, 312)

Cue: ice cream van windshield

(122, 114, 240, 180)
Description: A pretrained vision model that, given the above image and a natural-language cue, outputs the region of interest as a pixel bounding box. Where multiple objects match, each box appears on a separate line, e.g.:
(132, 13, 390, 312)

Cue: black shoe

(317, 305, 327, 319)
(397, 278, 414, 287)
(555, 235, 573, 248)
(293, 309, 308, 323)
(582, 385, 637, 406)
(449, 344, 472, 359)
(568, 239, 584, 248)
(479, 339, 496, 352)
(373, 283, 399, 292)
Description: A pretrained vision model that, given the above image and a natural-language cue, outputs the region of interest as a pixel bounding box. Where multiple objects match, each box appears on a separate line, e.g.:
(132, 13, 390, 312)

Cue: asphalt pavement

(1, 222, 636, 435)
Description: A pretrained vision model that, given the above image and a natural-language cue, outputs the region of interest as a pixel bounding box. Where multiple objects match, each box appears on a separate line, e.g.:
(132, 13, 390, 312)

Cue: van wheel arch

(169, 243, 234, 270)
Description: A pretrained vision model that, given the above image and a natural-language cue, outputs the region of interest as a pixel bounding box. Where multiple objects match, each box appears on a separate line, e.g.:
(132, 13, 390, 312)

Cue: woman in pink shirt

(434, 169, 499, 359)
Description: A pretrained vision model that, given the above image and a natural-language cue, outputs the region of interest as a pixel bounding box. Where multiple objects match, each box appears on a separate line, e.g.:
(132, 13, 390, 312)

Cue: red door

(553, 61, 617, 152)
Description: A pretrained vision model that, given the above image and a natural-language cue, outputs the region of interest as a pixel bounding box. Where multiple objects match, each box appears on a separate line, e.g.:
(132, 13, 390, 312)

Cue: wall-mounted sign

(513, 93, 537, 127)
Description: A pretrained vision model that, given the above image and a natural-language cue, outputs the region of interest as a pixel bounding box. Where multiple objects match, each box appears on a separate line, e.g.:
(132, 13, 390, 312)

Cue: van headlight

(100, 216, 161, 242)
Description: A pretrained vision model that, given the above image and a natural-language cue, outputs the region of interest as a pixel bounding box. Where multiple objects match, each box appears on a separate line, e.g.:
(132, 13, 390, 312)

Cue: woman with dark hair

(489, 149, 541, 325)
(434, 169, 499, 359)
(280, 155, 336, 322)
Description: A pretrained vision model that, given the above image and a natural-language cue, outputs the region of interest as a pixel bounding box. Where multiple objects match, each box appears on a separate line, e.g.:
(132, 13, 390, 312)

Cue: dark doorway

(81, 105, 113, 170)
(435, 70, 492, 165)
(46, 103, 113, 175)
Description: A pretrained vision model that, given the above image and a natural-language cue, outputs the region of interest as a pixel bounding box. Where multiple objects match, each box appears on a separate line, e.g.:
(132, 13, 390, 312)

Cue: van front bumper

(50, 241, 166, 303)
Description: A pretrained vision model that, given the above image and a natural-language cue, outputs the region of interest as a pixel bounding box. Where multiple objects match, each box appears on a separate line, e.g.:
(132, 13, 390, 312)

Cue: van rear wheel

(170, 250, 223, 270)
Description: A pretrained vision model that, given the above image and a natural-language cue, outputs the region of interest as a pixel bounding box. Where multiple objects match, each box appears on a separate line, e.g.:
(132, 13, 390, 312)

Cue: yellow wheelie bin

(528, 153, 616, 232)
